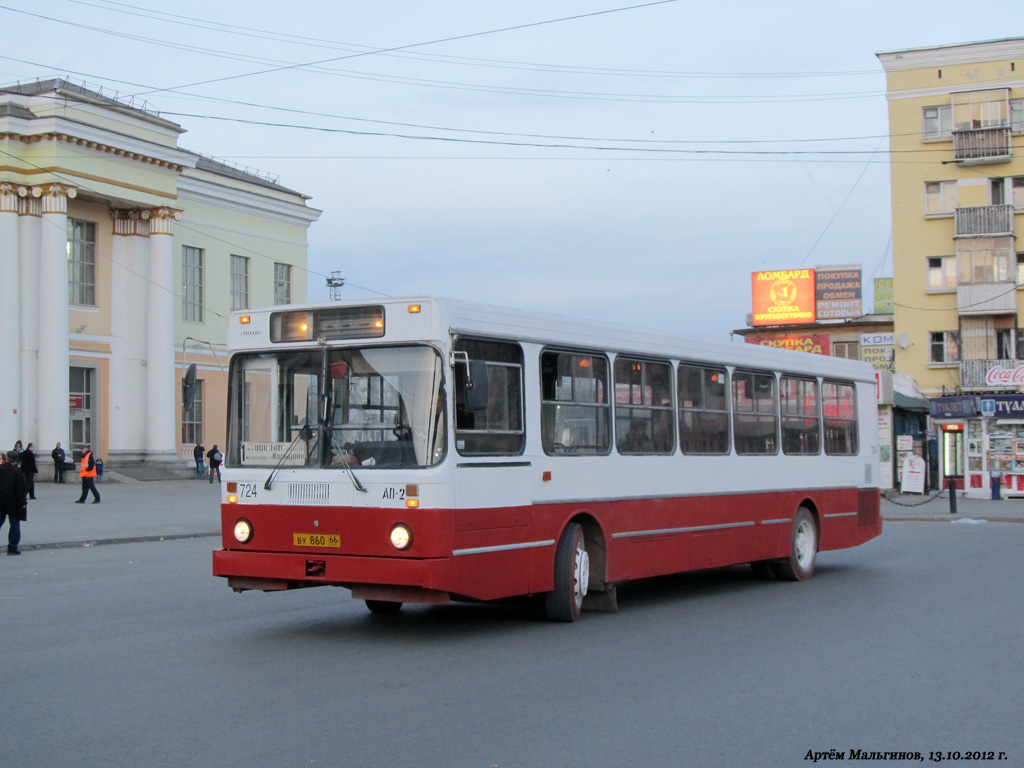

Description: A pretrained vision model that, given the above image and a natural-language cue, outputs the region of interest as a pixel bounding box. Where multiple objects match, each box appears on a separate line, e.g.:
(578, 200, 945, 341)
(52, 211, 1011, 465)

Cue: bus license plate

(293, 533, 340, 548)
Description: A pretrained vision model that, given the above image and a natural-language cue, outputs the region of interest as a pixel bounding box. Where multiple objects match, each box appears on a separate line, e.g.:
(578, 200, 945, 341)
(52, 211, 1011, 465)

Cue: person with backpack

(207, 445, 223, 484)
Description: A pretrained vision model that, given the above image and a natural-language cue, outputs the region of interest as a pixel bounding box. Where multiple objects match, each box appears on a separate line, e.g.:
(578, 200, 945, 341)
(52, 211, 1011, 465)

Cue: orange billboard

(751, 269, 815, 326)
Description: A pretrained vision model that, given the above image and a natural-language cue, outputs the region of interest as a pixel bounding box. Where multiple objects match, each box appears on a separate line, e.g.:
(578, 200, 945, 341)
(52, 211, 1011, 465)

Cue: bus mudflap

(350, 584, 451, 605)
(228, 576, 290, 592)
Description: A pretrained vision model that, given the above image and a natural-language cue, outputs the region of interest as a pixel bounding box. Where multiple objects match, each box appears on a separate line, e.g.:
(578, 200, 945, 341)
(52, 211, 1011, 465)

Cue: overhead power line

(65, 0, 878, 79)
(0, 6, 883, 104)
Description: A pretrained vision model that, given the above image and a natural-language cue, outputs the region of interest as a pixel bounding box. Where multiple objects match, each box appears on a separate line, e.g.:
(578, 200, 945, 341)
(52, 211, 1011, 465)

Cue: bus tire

(365, 599, 403, 614)
(772, 507, 817, 582)
(545, 522, 589, 622)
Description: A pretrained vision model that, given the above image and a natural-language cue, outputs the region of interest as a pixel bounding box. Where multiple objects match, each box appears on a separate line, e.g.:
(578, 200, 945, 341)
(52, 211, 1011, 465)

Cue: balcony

(955, 204, 1015, 236)
(953, 126, 1012, 164)
(957, 282, 1018, 315)
(961, 359, 1024, 391)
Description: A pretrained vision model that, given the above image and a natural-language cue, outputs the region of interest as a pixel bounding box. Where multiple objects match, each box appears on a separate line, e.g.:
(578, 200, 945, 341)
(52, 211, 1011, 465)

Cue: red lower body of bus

(212, 487, 881, 606)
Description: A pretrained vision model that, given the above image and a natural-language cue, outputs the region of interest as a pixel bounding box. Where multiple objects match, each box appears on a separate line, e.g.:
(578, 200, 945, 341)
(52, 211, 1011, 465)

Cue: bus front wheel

(772, 507, 818, 581)
(545, 522, 589, 622)
(365, 599, 403, 614)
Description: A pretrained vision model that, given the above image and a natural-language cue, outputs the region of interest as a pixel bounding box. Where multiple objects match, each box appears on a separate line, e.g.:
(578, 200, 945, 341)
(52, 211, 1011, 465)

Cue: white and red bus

(212, 298, 882, 621)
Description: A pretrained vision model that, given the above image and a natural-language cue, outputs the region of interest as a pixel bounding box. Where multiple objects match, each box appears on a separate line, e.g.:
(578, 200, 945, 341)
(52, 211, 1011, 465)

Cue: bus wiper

(264, 424, 313, 490)
(331, 433, 368, 493)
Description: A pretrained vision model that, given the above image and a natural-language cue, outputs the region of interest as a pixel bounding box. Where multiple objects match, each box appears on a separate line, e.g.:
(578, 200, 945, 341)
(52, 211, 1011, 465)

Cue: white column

(0, 183, 21, 443)
(37, 184, 75, 453)
(17, 189, 41, 445)
(108, 209, 150, 461)
(145, 207, 181, 460)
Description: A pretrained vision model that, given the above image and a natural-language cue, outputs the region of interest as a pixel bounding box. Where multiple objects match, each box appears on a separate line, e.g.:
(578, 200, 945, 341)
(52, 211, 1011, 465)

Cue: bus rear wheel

(772, 507, 818, 581)
(365, 599, 403, 614)
(545, 522, 589, 622)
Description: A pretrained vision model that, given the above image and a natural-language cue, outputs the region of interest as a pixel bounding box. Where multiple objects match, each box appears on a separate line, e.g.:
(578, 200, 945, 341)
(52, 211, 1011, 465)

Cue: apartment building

(0, 79, 321, 475)
(878, 38, 1024, 496)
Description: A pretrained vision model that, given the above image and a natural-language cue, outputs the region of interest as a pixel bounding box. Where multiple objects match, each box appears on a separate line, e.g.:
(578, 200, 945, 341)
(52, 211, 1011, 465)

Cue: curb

(884, 515, 1024, 524)
(17, 531, 220, 553)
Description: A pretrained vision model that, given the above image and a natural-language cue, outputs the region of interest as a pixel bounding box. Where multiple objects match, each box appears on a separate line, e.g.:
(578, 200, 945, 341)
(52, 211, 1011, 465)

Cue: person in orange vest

(75, 446, 101, 504)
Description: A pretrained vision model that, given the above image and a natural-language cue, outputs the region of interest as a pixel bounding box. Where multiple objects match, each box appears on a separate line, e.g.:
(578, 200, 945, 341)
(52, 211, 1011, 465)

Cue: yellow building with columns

(878, 39, 1024, 497)
(0, 80, 321, 477)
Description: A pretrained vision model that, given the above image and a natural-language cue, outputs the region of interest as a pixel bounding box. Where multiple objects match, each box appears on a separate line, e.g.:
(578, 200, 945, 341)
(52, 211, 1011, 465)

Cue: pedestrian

(20, 442, 38, 500)
(0, 450, 28, 555)
(52, 441, 66, 483)
(193, 442, 205, 478)
(75, 445, 101, 504)
(207, 445, 222, 484)
(12, 439, 23, 467)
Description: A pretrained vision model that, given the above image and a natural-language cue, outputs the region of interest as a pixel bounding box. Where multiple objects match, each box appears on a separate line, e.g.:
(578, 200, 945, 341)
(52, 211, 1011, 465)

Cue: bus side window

(823, 380, 858, 455)
(732, 370, 778, 455)
(780, 376, 821, 455)
(614, 357, 675, 455)
(453, 338, 525, 456)
(540, 349, 611, 455)
(678, 364, 730, 454)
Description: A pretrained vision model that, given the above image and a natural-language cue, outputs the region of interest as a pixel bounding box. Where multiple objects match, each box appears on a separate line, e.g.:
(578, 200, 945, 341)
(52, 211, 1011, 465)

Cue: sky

(2, 0, 1021, 340)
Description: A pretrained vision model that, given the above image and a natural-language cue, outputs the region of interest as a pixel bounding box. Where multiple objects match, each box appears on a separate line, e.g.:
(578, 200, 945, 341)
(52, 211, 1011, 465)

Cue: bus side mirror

(464, 360, 489, 413)
(182, 363, 198, 412)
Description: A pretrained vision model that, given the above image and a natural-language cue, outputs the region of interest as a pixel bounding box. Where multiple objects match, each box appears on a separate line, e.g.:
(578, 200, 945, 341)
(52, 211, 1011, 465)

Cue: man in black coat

(21, 442, 38, 500)
(0, 450, 28, 555)
(207, 445, 223, 484)
(52, 441, 66, 483)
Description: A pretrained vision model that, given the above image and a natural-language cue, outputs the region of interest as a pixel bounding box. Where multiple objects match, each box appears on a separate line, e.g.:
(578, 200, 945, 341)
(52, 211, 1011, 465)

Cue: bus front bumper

(212, 549, 452, 597)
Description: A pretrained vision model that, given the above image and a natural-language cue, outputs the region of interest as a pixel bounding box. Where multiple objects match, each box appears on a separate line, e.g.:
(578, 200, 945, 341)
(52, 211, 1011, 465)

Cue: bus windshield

(228, 345, 446, 470)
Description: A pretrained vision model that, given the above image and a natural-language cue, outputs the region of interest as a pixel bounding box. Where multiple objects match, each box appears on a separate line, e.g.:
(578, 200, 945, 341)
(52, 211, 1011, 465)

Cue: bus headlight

(233, 519, 253, 544)
(390, 524, 412, 550)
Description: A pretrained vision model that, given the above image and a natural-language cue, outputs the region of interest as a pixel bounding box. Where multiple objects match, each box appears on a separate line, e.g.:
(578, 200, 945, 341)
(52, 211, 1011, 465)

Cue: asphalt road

(2, 521, 1021, 767)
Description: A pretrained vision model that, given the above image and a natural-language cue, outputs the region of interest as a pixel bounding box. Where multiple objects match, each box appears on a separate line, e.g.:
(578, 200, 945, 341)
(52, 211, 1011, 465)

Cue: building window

(923, 104, 953, 139)
(678, 364, 730, 455)
(181, 379, 203, 446)
(613, 358, 674, 455)
(957, 236, 1013, 284)
(930, 331, 961, 364)
(925, 181, 957, 215)
(182, 246, 204, 322)
(780, 377, 820, 455)
(732, 370, 778, 455)
(231, 255, 250, 310)
(1017, 253, 1024, 285)
(274, 263, 292, 305)
(833, 341, 859, 360)
(1012, 99, 1024, 133)
(540, 350, 610, 455)
(989, 176, 1024, 207)
(928, 255, 957, 290)
(67, 219, 96, 306)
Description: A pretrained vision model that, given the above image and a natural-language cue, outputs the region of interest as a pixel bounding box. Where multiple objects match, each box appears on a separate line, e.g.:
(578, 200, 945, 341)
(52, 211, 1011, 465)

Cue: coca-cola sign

(985, 365, 1024, 386)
